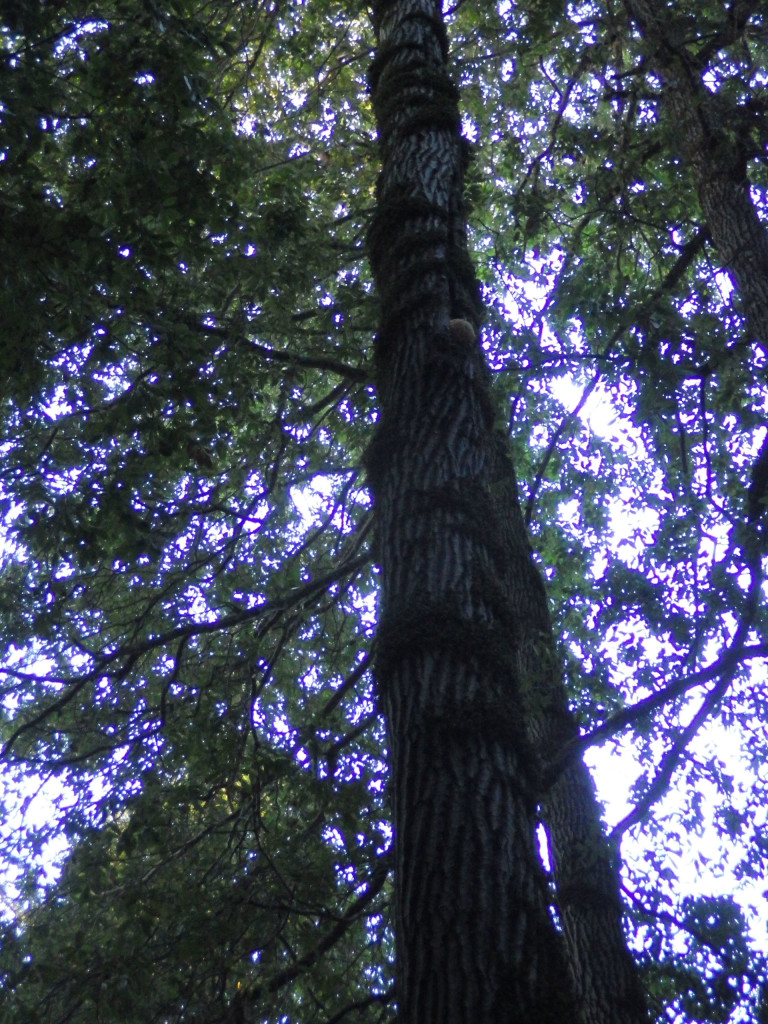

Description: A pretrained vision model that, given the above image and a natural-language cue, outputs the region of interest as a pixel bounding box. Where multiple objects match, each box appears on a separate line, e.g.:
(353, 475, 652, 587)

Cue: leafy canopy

(1, 1, 767, 1022)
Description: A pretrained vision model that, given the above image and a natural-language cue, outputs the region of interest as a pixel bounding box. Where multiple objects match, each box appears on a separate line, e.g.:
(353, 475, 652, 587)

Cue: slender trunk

(367, 2, 571, 1021)
(622, 0, 768, 350)
(489, 438, 649, 1024)
(622, 0, 768, 520)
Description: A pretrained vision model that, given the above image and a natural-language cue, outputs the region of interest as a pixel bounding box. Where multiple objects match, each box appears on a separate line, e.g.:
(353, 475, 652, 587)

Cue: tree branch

(609, 672, 733, 840)
(572, 640, 768, 755)
(244, 852, 392, 1006)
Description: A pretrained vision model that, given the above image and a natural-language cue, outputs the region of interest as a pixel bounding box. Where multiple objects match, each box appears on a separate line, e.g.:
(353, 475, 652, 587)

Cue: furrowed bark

(366, 2, 571, 1021)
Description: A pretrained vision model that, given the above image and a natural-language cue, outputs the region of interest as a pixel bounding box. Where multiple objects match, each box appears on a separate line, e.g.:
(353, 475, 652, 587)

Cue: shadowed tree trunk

(489, 438, 649, 1024)
(366, 2, 647, 1022)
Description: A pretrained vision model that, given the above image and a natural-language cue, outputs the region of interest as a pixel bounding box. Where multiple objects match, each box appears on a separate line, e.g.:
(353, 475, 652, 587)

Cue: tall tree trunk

(367, 2, 652, 1021)
(366, 2, 571, 1022)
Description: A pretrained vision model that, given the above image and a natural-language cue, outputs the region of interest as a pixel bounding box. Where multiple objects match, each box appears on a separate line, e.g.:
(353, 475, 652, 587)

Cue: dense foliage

(0, 1, 767, 1021)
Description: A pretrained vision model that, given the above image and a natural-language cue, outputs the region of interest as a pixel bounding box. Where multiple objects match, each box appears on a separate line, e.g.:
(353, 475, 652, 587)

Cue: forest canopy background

(1, 1, 768, 1022)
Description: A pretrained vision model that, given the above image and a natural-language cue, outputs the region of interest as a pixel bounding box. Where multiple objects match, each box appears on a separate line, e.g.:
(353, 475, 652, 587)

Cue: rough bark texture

(367, 2, 653, 1022)
(366, 2, 572, 1022)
